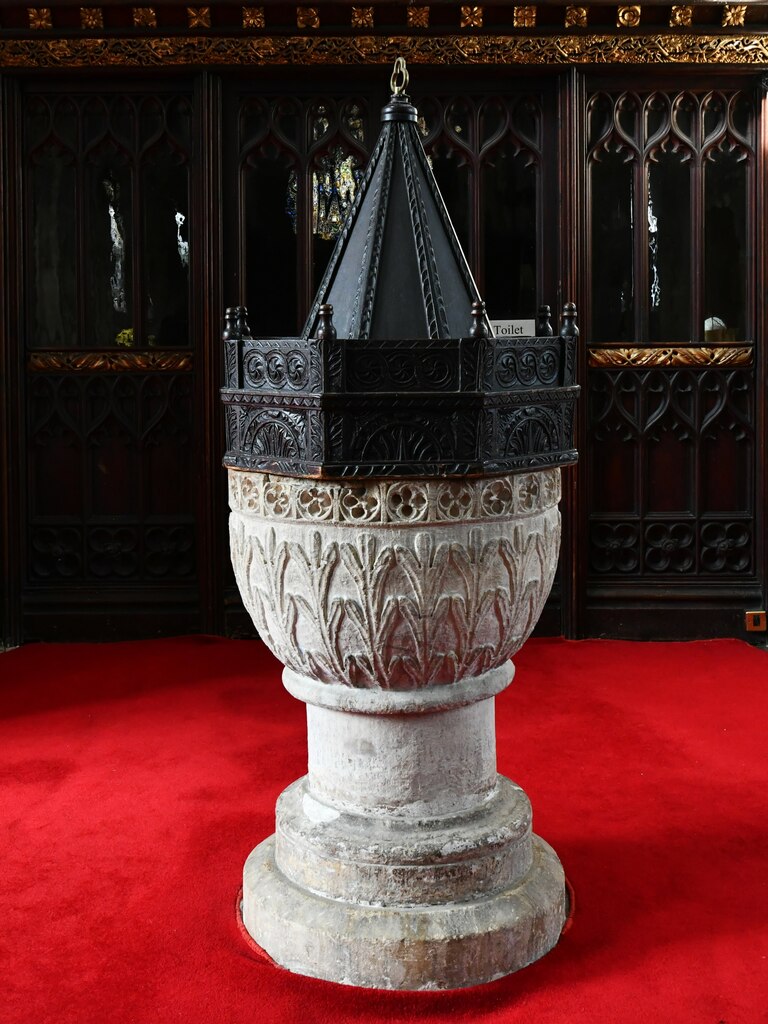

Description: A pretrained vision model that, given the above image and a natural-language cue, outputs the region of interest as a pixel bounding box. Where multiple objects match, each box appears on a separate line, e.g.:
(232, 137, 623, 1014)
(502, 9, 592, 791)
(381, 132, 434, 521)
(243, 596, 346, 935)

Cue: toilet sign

(490, 320, 536, 338)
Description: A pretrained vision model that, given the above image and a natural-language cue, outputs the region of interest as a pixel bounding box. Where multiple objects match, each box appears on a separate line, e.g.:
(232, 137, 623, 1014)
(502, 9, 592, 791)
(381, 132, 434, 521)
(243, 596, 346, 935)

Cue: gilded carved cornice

(28, 351, 194, 372)
(588, 346, 754, 369)
(2, 32, 768, 67)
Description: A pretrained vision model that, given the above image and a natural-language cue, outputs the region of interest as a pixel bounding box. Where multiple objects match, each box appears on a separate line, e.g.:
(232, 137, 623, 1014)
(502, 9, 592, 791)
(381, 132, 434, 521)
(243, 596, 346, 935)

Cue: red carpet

(1, 636, 767, 1024)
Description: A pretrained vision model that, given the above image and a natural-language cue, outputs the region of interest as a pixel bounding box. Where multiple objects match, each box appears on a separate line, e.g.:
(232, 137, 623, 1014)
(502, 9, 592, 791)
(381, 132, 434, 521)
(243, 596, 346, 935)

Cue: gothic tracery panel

(588, 87, 756, 345)
(26, 371, 195, 584)
(588, 366, 754, 578)
(586, 82, 758, 615)
(234, 79, 555, 332)
(25, 90, 193, 349)
(20, 84, 199, 637)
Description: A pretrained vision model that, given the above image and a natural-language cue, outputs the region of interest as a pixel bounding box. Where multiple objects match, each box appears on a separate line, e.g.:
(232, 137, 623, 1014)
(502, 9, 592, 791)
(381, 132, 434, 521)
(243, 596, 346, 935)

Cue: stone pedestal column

(229, 467, 566, 990)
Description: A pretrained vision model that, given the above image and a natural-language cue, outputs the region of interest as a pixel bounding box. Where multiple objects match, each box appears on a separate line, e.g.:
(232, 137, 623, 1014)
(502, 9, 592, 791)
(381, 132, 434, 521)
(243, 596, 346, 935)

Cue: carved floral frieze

(351, 6, 374, 29)
(513, 6, 536, 29)
(229, 468, 561, 689)
(28, 351, 193, 372)
(590, 518, 752, 575)
(228, 467, 561, 524)
(296, 5, 319, 29)
(3, 34, 768, 67)
(617, 5, 640, 29)
(132, 6, 156, 28)
(589, 346, 753, 369)
(460, 6, 483, 29)
(187, 6, 211, 29)
(722, 4, 747, 28)
(28, 7, 53, 28)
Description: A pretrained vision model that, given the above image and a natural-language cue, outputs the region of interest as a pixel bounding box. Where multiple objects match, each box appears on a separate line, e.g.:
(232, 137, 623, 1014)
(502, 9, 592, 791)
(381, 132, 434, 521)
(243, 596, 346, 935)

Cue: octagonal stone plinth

(229, 467, 566, 990)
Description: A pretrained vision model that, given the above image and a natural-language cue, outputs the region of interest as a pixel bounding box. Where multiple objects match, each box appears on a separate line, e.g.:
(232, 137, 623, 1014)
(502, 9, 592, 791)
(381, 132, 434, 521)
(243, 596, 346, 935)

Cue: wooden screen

(18, 83, 202, 639)
(227, 72, 559, 332)
(583, 81, 761, 636)
(1, 67, 764, 644)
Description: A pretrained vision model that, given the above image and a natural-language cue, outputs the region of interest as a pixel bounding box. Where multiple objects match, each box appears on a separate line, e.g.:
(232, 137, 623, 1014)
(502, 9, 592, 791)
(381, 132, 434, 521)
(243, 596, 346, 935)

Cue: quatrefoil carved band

(229, 468, 561, 524)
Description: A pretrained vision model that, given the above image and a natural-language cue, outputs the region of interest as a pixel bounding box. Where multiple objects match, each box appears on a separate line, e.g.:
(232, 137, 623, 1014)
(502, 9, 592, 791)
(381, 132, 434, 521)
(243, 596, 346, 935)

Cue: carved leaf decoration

(474, 644, 497, 677)
(344, 652, 376, 688)
(447, 540, 474, 602)
(306, 650, 337, 682)
(432, 650, 460, 683)
(369, 546, 397, 623)
(327, 596, 345, 647)
(395, 653, 422, 687)
(273, 539, 292, 618)
(377, 597, 400, 669)
(284, 596, 303, 666)
(229, 471, 561, 688)
(343, 597, 368, 642)
(430, 592, 454, 637)
(315, 538, 340, 609)
(236, 533, 271, 634)
(394, 541, 421, 592)
(493, 590, 515, 650)
(339, 539, 364, 578)
(476, 588, 498, 630)
(397, 597, 424, 665)
(289, 592, 316, 631)
(447, 593, 471, 666)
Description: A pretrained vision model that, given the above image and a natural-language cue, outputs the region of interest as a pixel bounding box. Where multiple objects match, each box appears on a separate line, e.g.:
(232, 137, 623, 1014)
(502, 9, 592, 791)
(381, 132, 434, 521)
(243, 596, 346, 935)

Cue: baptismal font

(221, 60, 579, 990)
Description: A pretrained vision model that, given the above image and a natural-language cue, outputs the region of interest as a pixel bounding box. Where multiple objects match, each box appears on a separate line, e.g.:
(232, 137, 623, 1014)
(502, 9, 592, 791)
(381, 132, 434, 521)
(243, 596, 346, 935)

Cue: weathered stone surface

(275, 772, 533, 905)
(304, 698, 498, 816)
(230, 466, 566, 989)
(229, 468, 561, 689)
(243, 833, 566, 991)
(283, 661, 514, 714)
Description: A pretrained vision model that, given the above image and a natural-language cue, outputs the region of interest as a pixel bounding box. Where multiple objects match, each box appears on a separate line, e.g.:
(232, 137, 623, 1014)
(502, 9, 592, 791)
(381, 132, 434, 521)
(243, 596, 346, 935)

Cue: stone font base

(240, 688, 566, 991)
(244, 815, 565, 983)
(242, 823, 565, 990)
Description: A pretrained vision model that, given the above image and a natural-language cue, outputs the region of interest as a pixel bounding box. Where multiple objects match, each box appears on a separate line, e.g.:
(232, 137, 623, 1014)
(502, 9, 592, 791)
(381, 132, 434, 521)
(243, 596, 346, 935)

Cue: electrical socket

(745, 610, 767, 632)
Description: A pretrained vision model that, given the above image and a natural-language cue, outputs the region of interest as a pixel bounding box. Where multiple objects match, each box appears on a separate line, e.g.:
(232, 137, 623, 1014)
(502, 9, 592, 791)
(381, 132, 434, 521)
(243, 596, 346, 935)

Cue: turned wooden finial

(224, 306, 251, 340)
(537, 304, 554, 337)
(469, 300, 489, 340)
(223, 306, 241, 340)
(236, 306, 252, 339)
(316, 303, 337, 342)
(559, 301, 579, 338)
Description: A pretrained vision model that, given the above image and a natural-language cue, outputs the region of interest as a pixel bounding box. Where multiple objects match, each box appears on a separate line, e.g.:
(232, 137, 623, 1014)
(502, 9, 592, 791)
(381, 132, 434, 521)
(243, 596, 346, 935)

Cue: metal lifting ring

(390, 57, 409, 96)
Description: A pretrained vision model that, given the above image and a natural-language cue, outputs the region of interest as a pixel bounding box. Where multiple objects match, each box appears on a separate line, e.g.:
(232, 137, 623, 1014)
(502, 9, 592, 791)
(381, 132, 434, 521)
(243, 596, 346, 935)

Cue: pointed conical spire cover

(303, 93, 489, 341)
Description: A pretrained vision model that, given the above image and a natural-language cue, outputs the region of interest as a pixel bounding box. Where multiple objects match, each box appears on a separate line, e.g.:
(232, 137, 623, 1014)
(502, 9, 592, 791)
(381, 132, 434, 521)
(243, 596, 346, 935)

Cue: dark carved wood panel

(17, 81, 203, 640)
(2, 67, 765, 645)
(24, 91, 193, 350)
(589, 366, 754, 577)
(26, 370, 195, 583)
(582, 76, 763, 639)
(587, 84, 756, 346)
